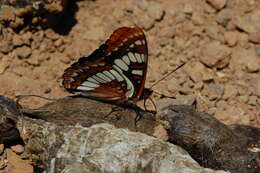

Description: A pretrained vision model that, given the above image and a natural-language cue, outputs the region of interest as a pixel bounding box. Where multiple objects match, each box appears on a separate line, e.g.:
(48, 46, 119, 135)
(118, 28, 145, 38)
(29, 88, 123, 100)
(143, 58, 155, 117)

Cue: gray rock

(16, 119, 226, 173)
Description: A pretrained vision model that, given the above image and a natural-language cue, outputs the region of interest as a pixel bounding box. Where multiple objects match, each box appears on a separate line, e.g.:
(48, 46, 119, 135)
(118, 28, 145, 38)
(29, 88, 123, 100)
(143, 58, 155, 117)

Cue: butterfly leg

(104, 106, 123, 121)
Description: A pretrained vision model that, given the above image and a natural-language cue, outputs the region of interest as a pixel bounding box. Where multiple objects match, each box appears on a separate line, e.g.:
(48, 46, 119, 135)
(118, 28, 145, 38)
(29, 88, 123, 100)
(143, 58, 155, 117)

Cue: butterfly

(62, 27, 153, 103)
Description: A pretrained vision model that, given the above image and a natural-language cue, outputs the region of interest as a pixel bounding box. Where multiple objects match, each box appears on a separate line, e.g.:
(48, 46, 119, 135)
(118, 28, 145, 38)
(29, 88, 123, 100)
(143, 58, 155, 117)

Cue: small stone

(0, 144, 4, 154)
(224, 31, 238, 47)
(184, 61, 204, 82)
(45, 28, 59, 40)
(223, 84, 238, 100)
(255, 77, 260, 97)
(167, 79, 181, 93)
(183, 4, 193, 14)
(0, 55, 10, 74)
(194, 81, 204, 91)
(21, 32, 32, 45)
(15, 46, 32, 59)
(0, 159, 7, 170)
(248, 96, 257, 106)
(6, 149, 34, 173)
(179, 82, 193, 95)
(205, 24, 224, 42)
(200, 41, 231, 68)
(206, 0, 227, 10)
(0, 6, 15, 21)
(249, 31, 260, 43)
(214, 106, 247, 124)
(153, 125, 168, 141)
(54, 38, 64, 47)
(12, 34, 24, 47)
(191, 12, 204, 25)
(246, 54, 259, 73)
(173, 12, 187, 24)
(237, 33, 249, 48)
(0, 40, 13, 53)
(256, 46, 260, 56)
(235, 11, 260, 34)
(202, 68, 215, 81)
(146, 2, 164, 21)
(216, 100, 228, 110)
(202, 83, 224, 101)
(238, 95, 249, 103)
(11, 144, 24, 154)
(216, 9, 232, 26)
(179, 95, 196, 105)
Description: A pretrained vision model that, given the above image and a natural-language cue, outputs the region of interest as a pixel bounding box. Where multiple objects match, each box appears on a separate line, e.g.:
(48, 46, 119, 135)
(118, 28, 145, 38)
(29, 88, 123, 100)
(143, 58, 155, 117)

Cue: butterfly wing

(62, 27, 148, 102)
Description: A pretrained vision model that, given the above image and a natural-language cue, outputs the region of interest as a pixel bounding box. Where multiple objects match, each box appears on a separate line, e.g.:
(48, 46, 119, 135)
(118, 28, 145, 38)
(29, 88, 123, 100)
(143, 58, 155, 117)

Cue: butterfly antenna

(150, 62, 186, 89)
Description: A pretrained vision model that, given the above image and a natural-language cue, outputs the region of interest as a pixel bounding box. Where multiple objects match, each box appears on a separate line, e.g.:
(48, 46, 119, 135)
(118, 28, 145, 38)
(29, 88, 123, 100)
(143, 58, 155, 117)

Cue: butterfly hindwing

(62, 27, 148, 102)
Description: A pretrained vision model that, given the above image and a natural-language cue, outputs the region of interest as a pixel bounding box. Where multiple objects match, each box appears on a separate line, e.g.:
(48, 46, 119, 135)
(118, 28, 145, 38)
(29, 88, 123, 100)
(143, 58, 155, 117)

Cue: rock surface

(16, 119, 227, 173)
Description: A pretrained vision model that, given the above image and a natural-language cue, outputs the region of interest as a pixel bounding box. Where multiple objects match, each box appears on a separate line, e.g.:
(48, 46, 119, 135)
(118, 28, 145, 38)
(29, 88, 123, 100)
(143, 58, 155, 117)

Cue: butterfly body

(62, 27, 151, 103)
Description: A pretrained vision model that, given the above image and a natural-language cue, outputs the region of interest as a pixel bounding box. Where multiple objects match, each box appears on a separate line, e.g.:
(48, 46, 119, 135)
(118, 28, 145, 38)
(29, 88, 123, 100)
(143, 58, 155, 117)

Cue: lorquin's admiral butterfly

(62, 27, 153, 103)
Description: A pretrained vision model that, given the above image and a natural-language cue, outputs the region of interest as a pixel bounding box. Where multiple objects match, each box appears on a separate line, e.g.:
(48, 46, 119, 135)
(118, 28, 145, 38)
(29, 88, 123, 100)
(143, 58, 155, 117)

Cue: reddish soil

(0, 0, 260, 171)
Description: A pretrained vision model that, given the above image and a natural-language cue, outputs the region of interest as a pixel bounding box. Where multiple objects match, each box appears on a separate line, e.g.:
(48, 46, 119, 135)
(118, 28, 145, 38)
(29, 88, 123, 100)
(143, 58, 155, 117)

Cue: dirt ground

(2, 0, 259, 126)
(1, 0, 260, 126)
(0, 0, 260, 172)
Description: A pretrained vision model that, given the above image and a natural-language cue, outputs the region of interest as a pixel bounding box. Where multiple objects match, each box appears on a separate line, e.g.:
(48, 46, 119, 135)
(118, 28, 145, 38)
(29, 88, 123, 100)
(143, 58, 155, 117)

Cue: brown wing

(62, 27, 148, 102)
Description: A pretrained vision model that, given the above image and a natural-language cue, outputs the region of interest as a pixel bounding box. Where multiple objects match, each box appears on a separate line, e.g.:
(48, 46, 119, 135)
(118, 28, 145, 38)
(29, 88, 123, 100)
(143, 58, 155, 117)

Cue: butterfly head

(141, 88, 153, 100)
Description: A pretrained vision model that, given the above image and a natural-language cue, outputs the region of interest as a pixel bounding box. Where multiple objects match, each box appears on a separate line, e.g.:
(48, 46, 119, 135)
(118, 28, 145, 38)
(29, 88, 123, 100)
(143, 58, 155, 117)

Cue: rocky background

(0, 0, 260, 172)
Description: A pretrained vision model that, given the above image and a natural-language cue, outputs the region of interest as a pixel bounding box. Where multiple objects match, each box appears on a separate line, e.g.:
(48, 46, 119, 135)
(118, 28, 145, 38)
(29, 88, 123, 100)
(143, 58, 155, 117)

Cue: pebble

(237, 33, 249, 48)
(223, 84, 238, 100)
(256, 46, 260, 56)
(206, 0, 227, 10)
(205, 24, 224, 42)
(10, 144, 24, 154)
(146, 2, 164, 21)
(224, 31, 238, 47)
(255, 77, 260, 97)
(0, 159, 7, 170)
(6, 149, 34, 173)
(45, 28, 59, 40)
(167, 79, 181, 93)
(248, 96, 257, 106)
(246, 54, 259, 73)
(21, 32, 32, 45)
(200, 41, 231, 68)
(15, 46, 32, 59)
(182, 4, 193, 14)
(235, 11, 260, 34)
(12, 34, 24, 47)
(238, 95, 249, 103)
(202, 83, 224, 101)
(0, 144, 4, 154)
(215, 100, 228, 110)
(185, 61, 204, 82)
(0, 6, 15, 21)
(216, 9, 232, 26)
(0, 55, 10, 74)
(249, 31, 260, 43)
(173, 13, 187, 25)
(0, 39, 13, 53)
(191, 12, 204, 25)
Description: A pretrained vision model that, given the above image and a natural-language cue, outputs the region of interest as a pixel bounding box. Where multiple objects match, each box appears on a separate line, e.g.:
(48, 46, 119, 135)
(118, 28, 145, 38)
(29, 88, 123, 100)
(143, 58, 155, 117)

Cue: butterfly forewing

(62, 27, 148, 102)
